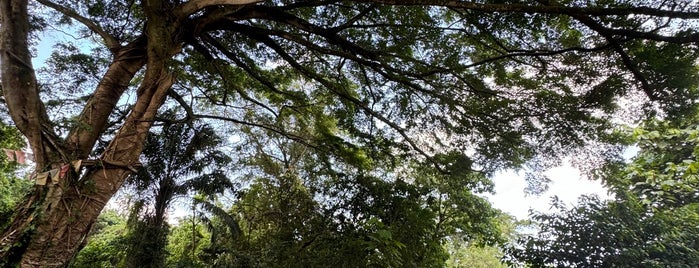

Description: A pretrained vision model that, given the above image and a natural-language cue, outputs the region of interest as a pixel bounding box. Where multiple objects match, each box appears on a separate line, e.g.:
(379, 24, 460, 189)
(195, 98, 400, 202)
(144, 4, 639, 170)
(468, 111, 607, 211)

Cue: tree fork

(0, 68, 175, 266)
(0, 0, 175, 265)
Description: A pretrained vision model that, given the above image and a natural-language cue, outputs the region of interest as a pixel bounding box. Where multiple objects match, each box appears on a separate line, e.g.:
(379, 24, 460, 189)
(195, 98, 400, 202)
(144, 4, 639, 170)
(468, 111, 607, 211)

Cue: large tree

(1, 0, 699, 266)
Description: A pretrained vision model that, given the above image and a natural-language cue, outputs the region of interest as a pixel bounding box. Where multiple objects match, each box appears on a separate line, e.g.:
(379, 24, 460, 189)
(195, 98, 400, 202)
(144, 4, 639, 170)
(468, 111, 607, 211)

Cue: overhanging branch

(249, 31, 452, 173)
(36, 0, 121, 51)
(192, 113, 318, 151)
(353, 0, 699, 20)
(175, 0, 263, 19)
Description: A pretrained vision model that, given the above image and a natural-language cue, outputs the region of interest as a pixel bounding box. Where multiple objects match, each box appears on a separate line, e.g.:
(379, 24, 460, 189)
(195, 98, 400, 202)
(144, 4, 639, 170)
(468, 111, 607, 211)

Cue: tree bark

(0, 0, 54, 170)
(0, 0, 176, 266)
(0, 61, 170, 267)
(0, 60, 150, 268)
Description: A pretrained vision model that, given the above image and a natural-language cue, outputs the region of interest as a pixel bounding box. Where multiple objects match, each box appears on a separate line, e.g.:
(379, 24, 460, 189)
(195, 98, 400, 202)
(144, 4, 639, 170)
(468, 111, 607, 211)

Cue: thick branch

(36, 0, 121, 51)
(354, 0, 699, 19)
(66, 38, 147, 158)
(175, 0, 262, 18)
(0, 0, 58, 168)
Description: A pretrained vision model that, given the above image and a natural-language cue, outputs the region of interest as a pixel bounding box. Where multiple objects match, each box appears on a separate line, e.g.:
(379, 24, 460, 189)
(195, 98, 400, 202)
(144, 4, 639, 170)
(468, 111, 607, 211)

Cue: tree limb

(65, 38, 147, 158)
(354, 0, 699, 20)
(192, 113, 318, 151)
(175, 0, 263, 19)
(248, 31, 450, 173)
(35, 0, 121, 51)
(538, 0, 658, 101)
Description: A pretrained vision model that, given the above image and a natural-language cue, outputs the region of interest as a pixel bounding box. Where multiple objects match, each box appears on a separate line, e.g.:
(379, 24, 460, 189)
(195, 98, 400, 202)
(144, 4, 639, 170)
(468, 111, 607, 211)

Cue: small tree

(123, 110, 232, 268)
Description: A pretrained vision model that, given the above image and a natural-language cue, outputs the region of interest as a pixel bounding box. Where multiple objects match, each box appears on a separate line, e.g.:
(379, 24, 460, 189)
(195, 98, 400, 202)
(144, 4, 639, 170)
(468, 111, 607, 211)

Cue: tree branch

(175, 0, 263, 19)
(0, 0, 57, 169)
(198, 34, 298, 99)
(247, 31, 450, 173)
(35, 0, 121, 51)
(538, 0, 658, 101)
(192, 113, 318, 151)
(65, 38, 147, 158)
(353, 0, 699, 20)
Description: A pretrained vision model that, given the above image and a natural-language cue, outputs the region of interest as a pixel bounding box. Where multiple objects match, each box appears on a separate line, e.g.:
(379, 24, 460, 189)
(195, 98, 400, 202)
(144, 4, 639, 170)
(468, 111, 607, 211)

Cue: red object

(3, 149, 15, 161)
(59, 164, 70, 179)
(15, 151, 26, 164)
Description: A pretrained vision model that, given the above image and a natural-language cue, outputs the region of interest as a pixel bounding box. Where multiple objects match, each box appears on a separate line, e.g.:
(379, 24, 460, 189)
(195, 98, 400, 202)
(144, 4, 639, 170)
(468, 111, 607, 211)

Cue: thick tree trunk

(0, 1, 168, 266)
(0, 2, 149, 261)
(0, 0, 53, 169)
(17, 96, 171, 266)
(0, 0, 181, 265)
(0, 69, 173, 266)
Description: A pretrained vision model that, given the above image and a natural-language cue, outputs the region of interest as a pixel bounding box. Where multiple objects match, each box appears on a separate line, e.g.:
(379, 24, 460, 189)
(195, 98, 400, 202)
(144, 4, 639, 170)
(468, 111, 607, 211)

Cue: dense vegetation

(1, 0, 698, 266)
(508, 123, 699, 267)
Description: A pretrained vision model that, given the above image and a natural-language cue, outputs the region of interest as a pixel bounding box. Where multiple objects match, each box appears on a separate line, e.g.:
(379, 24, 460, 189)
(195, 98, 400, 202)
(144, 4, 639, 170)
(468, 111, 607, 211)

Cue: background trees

(122, 110, 232, 268)
(507, 122, 699, 267)
(0, 123, 30, 231)
(2, 0, 699, 266)
(508, 194, 699, 267)
(189, 120, 504, 267)
(69, 210, 128, 268)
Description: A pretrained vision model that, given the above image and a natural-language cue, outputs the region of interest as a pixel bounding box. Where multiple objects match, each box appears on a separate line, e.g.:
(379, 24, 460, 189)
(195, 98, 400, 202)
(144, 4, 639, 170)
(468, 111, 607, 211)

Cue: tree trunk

(0, 0, 178, 265)
(0, 68, 172, 267)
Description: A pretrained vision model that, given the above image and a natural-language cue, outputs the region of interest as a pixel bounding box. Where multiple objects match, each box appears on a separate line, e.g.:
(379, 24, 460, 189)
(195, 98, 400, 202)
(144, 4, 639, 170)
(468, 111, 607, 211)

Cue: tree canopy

(1, 0, 699, 266)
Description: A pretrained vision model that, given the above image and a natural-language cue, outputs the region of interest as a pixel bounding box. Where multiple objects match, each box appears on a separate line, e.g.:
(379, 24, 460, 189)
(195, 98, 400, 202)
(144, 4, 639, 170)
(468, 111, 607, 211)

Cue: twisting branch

(328, 4, 377, 33)
(206, 53, 279, 116)
(199, 34, 299, 99)
(175, 0, 263, 19)
(537, 0, 658, 101)
(167, 89, 196, 123)
(353, 0, 699, 20)
(35, 0, 121, 51)
(244, 30, 452, 173)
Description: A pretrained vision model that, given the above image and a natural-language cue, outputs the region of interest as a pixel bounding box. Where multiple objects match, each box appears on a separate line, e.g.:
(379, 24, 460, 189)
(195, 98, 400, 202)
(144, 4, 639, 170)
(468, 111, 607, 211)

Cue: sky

(484, 164, 611, 220)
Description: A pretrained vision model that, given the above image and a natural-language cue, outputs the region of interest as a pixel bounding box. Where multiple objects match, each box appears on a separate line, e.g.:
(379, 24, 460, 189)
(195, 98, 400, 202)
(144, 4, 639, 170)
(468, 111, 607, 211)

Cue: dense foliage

(2, 0, 699, 266)
(70, 210, 128, 268)
(122, 110, 232, 268)
(507, 122, 699, 267)
(183, 121, 502, 267)
(0, 123, 29, 231)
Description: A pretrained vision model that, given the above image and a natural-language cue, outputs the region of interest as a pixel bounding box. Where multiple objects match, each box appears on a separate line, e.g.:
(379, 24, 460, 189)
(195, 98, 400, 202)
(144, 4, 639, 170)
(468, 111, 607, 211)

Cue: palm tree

(123, 110, 233, 268)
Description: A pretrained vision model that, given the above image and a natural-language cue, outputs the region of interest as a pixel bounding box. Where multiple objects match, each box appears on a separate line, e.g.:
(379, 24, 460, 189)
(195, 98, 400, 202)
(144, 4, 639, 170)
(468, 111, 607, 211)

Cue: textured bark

(0, 0, 54, 170)
(0, 65, 172, 267)
(0, 0, 173, 265)
(21, 73, 172, 267)
(65, 39, 147, 158)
